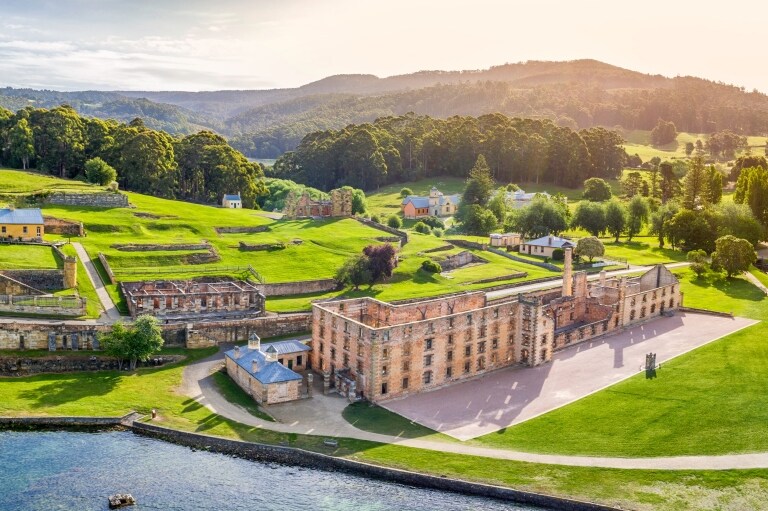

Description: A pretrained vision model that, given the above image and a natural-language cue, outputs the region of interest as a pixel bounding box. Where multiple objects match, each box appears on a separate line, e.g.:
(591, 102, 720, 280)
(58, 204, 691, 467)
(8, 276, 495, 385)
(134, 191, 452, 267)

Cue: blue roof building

(401, 187, 460, 218)
(521, 235, 574, 257)
(0, 208, 45, 241)
(224, 337, 311, 404)
(222, 193, 242, 208)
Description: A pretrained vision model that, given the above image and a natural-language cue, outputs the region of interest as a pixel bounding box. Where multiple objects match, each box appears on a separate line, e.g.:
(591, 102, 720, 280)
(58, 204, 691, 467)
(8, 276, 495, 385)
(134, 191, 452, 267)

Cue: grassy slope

(471, 269, 768, 456)
(0, 168, 99, 195)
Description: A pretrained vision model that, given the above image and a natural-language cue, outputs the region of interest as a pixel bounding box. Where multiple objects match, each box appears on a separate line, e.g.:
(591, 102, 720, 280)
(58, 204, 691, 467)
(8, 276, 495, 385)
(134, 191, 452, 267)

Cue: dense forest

(269, 113, 627, 191)
(0, 105, 265, 206)
(2, 60, 768, 160)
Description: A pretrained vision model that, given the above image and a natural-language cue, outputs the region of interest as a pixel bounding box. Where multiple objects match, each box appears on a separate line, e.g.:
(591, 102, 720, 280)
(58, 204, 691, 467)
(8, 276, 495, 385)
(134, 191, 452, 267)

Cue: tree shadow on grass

(18, 373, 121, 409)
(689, 274, 765, 302)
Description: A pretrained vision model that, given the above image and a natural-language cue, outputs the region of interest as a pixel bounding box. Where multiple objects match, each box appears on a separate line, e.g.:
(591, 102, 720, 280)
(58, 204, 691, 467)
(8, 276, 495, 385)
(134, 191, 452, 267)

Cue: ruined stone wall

(43, 216, 84, 236)
(0, 354, 181, 376)
(180, 314, 312, 349)
(438, 251, 485, 271)
(0, 274, 44, 295)
(0, 270, 64, 292)
(0, 323, 109, 350)
(622, 282, 681, 326)
(255, 279, 339, 298)
(45, 192, 129, 208)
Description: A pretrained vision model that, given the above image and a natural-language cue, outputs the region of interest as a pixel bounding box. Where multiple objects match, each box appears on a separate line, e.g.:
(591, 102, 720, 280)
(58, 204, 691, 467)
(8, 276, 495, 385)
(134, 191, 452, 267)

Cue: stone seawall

(0, 415, 128, 430)
(45, 192, 129, 208)
(130, 422, 619, 511)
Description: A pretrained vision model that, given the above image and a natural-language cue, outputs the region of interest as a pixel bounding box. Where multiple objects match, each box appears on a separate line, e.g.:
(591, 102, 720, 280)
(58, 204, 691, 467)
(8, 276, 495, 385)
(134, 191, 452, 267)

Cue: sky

(0, 0, 765, 92)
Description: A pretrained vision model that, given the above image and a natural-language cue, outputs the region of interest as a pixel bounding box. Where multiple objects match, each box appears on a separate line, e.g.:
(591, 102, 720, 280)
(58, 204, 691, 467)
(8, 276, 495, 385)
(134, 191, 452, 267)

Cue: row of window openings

(629, 299, 673, 320)
(1, 226, 40, 235)
(381, 358, 493, 395)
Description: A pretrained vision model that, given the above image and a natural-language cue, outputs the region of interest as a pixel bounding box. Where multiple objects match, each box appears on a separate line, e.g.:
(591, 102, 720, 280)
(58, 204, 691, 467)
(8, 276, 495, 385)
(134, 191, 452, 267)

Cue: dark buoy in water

(108, 493, 136, 509)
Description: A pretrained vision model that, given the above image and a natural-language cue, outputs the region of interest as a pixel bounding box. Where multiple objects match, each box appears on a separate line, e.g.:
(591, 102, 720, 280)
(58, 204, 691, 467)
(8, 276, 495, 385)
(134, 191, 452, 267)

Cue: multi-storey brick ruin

(311, 248, 682, 402)
(283, 188, 353, 219)
(121, 279, 265, 321)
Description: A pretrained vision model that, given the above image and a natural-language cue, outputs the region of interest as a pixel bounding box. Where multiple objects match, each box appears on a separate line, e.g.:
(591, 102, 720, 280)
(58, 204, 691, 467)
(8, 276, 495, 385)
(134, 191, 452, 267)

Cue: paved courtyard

(383, 312, 758, 441)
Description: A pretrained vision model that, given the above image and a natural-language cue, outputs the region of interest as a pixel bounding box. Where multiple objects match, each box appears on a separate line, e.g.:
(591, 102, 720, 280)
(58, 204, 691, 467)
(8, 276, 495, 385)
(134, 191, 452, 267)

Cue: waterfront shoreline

(0, 415, 618, 511)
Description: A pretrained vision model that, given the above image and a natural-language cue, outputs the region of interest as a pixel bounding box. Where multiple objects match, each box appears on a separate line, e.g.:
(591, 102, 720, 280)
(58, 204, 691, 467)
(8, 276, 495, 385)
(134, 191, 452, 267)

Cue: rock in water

(108, 493, 136, 509)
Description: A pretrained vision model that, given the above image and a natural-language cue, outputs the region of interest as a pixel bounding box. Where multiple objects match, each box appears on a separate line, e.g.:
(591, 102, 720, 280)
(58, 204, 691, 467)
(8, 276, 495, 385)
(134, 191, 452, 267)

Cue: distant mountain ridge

(1, 59, 766, 158)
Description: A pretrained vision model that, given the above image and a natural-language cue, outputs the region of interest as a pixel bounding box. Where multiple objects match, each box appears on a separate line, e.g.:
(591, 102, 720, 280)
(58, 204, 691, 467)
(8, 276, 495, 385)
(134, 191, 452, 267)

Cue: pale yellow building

(0, 208, 44, 241)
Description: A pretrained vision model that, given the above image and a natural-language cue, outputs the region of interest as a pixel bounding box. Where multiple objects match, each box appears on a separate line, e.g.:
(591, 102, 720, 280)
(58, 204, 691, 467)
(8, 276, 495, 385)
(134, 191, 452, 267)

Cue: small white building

(489, 232, 522, 247)
(521, 235, 574, 258)
(222, 193, 242, 208)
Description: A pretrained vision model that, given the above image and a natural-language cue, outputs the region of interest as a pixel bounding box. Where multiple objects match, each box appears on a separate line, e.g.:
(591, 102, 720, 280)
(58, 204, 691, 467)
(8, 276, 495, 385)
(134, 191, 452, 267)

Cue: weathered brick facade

(311, 263, 682, 403)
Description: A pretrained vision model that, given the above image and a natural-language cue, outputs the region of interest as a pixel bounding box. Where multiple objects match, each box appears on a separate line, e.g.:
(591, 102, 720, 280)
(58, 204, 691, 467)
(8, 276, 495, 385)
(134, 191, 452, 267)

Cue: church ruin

(283, 188, 353, 219)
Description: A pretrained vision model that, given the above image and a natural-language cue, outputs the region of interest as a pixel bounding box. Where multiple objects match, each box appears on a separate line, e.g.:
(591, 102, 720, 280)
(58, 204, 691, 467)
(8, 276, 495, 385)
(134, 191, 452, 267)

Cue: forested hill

(2, 60, 768, 159)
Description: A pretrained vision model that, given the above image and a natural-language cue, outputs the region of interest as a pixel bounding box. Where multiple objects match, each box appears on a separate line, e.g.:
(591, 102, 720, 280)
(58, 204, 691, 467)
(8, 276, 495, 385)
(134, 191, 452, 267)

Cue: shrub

(400, 187, 413, 198)
(107, 181, 119, 192)
(420, 216, 445, 229)
(386, 215, 402, 229)
(421, 260, 442, 273)
(552, 248, 565, 261)
(370, 214, 381, 224)
(432, 227, 444, 238)
(413, 221, 431, 234)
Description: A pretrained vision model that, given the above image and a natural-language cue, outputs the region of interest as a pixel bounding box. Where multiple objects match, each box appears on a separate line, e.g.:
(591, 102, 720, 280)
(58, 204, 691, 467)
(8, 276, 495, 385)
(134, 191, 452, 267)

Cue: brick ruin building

(311, 248, 682, 402)
(283, 188, 353, 219)
(121, 279, 265, 321)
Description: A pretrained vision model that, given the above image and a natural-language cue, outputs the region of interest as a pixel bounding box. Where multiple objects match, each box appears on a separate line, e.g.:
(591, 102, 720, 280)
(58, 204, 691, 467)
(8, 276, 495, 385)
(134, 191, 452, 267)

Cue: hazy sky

(0, 0, 765, 92)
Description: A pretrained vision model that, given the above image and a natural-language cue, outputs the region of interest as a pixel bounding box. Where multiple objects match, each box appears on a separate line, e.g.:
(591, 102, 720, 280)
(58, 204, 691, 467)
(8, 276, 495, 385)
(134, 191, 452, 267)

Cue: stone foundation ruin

(283, 188, 353, 219)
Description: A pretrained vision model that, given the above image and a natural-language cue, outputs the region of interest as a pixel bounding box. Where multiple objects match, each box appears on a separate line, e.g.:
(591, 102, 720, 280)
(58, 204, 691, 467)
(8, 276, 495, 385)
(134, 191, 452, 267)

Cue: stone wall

(45, 192, 129, 208)
(0, 354, 182, 376)
(0, 415, 128, 430)
(256, 279, 339, 297)
(98, 253, 116, 284)
(0, 274, 44, 295)
(130, 422, 619, 511)
(181, 313, 312, 348)
(112, 243, 210, 251)
(438, 250, 485, 271)
(354, 218, 408, 246)
(0, 295, 86, 317)
(215, 226, 270, 234)
(0, 270, 64, 292)
(43, 216, 84, 236)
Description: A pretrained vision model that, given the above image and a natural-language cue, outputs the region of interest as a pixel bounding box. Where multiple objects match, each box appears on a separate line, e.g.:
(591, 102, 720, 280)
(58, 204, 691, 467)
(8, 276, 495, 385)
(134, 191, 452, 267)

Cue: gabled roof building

(401, 187, 460, 219)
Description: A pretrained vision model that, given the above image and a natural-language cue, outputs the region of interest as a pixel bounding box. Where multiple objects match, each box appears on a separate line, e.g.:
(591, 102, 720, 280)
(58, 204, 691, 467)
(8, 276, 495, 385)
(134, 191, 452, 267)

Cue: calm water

(0, 431, 537, 511)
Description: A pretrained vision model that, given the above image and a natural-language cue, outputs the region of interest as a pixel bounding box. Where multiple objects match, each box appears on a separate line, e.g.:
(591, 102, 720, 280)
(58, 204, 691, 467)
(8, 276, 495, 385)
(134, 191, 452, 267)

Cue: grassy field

(0, 244, 60, 269)
(602, 238, 688, 265)
(0, 168, 100, 196)
(469, 269, 768, 456)
(620, 129, 766, 163)
(342, 402, 454, 441)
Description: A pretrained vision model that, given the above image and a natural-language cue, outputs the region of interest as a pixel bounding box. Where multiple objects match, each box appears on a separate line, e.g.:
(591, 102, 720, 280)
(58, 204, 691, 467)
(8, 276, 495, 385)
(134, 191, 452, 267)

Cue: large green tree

(734, 166, 768, 228)
(571, 201, 607, 237)
(626, 195, 649, 241)
(100, 316, 164, 371)
(604, 199, 628, 242)
(8, 118, 34, 170)
(582, 177, 612, 202)
(711, 235, 756, 277)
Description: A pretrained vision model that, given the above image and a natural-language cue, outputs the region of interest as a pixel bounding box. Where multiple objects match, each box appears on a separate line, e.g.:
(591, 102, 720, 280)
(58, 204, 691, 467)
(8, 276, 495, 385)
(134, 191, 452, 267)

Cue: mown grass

(0, 168, 99, 195)
(471, 269, 767, 456)
(602, 238, 688, 265)
(342, 402, 453, 441)
(210, 371, 274, 422)
(0, 244, 60, 269)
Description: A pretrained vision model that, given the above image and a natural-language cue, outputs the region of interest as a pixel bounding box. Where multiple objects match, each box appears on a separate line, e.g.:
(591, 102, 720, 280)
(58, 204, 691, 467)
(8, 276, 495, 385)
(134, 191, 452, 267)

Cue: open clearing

(383, 312, 756, 440)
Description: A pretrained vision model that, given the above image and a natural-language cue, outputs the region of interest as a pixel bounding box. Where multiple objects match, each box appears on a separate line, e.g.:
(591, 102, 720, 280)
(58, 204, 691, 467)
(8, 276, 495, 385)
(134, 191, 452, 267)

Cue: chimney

(562, 247, 573, 297)
(548, 235, 553, 246)
(599, 270, 607, 287)
(234, 346, 241, 359)
(248, 333, 261, 351)
(251, 359, 259, 373)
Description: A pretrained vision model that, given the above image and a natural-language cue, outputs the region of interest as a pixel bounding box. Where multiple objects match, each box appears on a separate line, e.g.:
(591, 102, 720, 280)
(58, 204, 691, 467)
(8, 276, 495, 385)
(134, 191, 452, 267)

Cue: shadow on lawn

(689, 274, 765, 302)
(18, 373, 121, 408)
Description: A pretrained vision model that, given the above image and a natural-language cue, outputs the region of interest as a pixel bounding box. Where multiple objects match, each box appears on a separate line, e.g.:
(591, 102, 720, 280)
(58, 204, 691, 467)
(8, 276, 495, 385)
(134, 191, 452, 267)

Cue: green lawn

(0, 244, 60, 269)
(749, 266, 768, 289)
(211, 371, 274, 422)
(471, 269, 767, 457)
(602, 238, 687, 265)
(342, 402, 453, 441)
(0, 167, 99, 195)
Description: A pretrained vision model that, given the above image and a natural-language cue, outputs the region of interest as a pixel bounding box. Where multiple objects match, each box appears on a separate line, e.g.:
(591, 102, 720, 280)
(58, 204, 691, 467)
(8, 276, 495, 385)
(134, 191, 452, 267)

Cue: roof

(438, 194, 460, 206)
(0, 208, 44, 225)
(224, 345, 303, 384)
(523, 235, 574, 248)
(266, 339, 311, 355)
(506, 190, 551, 201)
(401, 196, 430, 208)
(490, 232, 520, 239)
(223, 194, 241, 201)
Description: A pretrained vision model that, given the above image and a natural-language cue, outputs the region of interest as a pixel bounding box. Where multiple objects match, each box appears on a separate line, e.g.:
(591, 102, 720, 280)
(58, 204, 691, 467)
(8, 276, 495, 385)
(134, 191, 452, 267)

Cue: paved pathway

(486, 262, 690, 300)
(180, 320, 768, 470)
(384, 313, 757, 440)
(71, 242, 122, 322)
(744, 271, 768, 295)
